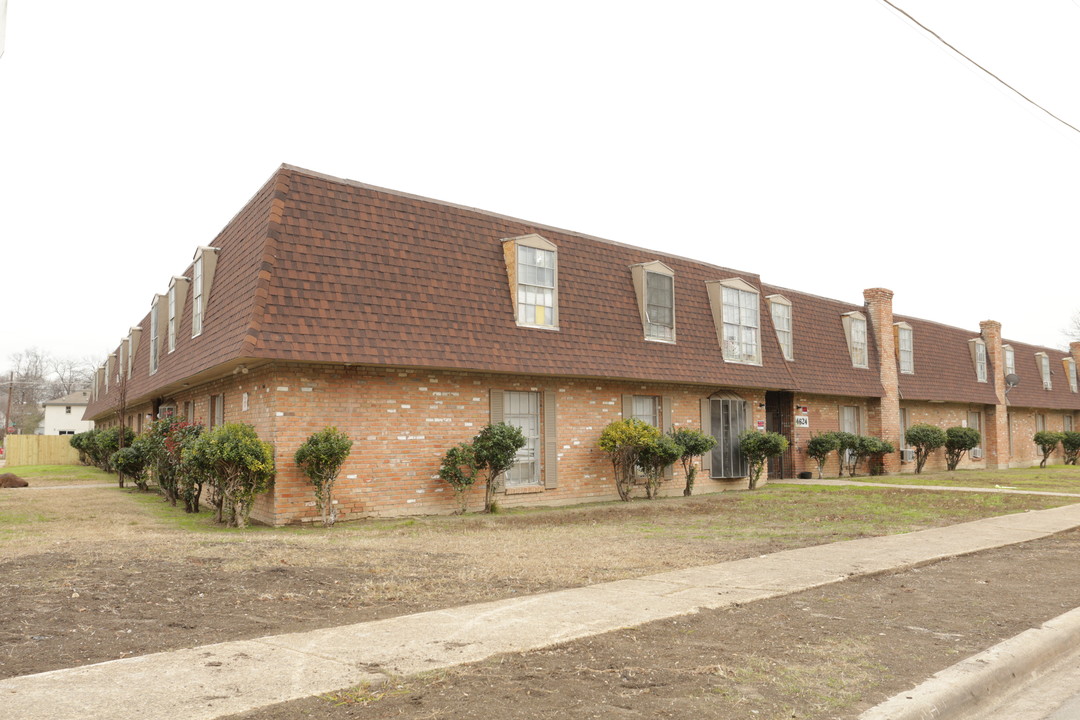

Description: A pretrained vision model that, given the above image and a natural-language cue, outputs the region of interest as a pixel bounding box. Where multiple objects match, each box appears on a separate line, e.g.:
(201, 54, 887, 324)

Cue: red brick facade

(85, 165, 1080, 524)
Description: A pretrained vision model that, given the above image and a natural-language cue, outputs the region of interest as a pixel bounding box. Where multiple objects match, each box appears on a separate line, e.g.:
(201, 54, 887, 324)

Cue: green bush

(1033, 431, 1065, 469)
(739, 430, 789, 490)
(438, 442, 480, 514)
(93, 427, 136, 479)
(944, 426, 981, 471)
(636, 434, 681, 499)
(295, 427, 353, 527)
(832, 432, 857, 477)
(863, 436, 895, 476)
(167, 421, 206, 513)
(188, 423, 275, 527)
(599, 418, 662, 501)
(805, 432, 840, 479)
(669, 428, 717, 496)
(111, 445, 149, 491)
(906, 424, 947, 474)
(1062, 431, 1080, 466)
(70, 430, 95, 465)
(472, 423, 527, 514)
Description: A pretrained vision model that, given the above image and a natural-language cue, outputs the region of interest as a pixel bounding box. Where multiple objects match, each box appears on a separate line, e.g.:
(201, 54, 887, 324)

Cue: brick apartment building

(84, 165, 1080, 525)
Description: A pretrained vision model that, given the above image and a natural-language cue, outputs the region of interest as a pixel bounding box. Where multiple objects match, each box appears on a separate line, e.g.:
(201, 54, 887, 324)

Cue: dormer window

(190, 246, 219, 339)
(503, 234, 559, 329)
(192, 256, 204, 337)
(167, 275, 190, 353)
(706, 278, 761, 365)
(970, 339, 988, 382)
(895, 322, 914, 374)
(631, 261, 675, 342)
(1066, 358, 1078, 393)
(1003, 344, 1015, 376)
(842, 311, 868, 368)
(767, 295, 793, 361)
(1037, 352, 1051, 390)
(149, 295, 164, 374)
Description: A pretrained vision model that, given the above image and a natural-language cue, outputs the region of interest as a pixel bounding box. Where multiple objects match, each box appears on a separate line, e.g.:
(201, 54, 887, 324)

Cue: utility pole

(3, 371, 12, 439)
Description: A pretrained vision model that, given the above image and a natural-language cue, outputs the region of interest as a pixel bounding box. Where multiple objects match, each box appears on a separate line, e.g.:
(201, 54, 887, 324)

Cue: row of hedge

(72, 419, 274, 527)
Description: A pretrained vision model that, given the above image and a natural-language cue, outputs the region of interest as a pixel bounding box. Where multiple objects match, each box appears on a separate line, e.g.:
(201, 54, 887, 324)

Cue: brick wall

(897, 401, 992, 473)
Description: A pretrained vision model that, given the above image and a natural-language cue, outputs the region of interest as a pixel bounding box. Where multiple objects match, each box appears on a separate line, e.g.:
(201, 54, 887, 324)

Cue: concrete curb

(859, 605, 1080, 720)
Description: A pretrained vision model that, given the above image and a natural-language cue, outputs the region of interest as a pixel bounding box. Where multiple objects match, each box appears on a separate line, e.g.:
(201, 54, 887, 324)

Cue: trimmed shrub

(70, 431, 95, 465)
(1033, 431, 1065, 469)
(636, 434, 681, 499)
(438, 442, 480, 514)
(599, 418, 662, 501)
(906, 424, 947, 474)
(944, 426, 981, 471)
(111, 445, 149, 491)
(832, 432, 857, 477)
(188, 423, 275, 528)
(472, 423, 527, 514)
(1062, 431, 1080, 466)
(669, 428, 717, 496)
(739, 430, 789, 490)
(295, 427, 353, 527)
(805, 432, 840, 479)
(864, 437, 895, 476)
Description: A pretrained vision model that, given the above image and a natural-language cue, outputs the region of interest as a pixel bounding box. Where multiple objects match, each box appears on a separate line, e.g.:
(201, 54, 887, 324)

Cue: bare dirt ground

(0, 472, 1074, 686)
(232, 529, 1080, 720)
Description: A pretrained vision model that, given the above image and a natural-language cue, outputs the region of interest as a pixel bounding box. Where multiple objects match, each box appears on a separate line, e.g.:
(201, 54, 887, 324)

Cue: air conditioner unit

(900, 449, 915, 462)
(970, 448, 984, 460)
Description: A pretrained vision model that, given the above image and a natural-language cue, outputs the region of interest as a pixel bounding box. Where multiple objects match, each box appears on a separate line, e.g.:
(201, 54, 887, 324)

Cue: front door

(765, 391, 794, 478)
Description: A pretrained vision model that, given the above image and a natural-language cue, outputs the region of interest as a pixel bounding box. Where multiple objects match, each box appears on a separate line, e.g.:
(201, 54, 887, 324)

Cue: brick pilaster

(980, 320, 1010, 469)
(863, 288, 901, 473)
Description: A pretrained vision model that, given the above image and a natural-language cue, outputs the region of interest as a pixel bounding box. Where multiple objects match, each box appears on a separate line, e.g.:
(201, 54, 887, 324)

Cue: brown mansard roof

(892, 315, 1000, 405)
(86, 164, 1074, 419)
(1002, 339, 1079, 411)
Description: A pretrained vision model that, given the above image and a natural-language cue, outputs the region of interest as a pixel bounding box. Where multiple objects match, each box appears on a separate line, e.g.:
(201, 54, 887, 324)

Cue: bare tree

(1064, 311, 1080, 346)
(0, 348, 100, 439)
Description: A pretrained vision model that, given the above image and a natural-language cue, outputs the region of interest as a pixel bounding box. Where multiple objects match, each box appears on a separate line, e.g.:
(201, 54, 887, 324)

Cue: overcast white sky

(1, 1, 1079, 370)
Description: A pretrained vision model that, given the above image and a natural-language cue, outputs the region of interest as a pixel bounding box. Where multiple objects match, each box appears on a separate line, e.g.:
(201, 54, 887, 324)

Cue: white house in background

(40, 391, 94, 435)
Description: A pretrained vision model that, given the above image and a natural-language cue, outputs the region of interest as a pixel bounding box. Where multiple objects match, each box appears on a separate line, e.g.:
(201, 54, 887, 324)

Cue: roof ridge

(278, 163, 764, 283)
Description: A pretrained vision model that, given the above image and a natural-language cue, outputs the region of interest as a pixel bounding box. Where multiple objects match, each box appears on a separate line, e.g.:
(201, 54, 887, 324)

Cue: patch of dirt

(229, 529, 1080, 720)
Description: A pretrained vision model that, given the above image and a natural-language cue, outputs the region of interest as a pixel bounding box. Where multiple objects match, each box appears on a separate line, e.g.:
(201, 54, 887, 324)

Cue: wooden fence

(4, 435, 81, 467)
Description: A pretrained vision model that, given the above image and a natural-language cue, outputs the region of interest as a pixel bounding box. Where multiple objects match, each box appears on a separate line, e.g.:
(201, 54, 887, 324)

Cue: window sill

(722, 358, 762, 367)
(644, 336, 676, 345)
(515, 323, 560, 332)
(505, 485, 544, 495)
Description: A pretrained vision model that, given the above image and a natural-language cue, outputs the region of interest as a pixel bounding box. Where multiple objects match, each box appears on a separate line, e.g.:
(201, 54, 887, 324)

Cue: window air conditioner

(900, 449, 915, 462)
(970, 448, 983, 460)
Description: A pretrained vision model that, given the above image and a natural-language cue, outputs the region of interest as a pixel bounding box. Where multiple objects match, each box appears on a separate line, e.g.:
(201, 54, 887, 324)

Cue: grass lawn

(832, 464, 1080, 494)
(1, 464, 114, 486)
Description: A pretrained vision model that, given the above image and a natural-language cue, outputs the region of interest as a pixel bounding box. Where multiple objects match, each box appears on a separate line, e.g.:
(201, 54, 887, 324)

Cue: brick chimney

(863, 288, 900, 473)
(980, 320, 1010, 469)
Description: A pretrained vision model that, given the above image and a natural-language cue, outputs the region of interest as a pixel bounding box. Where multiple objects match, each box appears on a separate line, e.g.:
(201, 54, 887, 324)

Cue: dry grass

(1, 471, 1073, 603)
(840, 464, 1080, 494)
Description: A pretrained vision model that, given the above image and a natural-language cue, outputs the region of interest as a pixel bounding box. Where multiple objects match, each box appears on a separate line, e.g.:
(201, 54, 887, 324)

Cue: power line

(879, 0, 1080, 136)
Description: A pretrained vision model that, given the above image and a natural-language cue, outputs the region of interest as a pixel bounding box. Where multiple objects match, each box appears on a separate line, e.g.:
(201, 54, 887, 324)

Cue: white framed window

(1037, 352, 1051, 390)
(209, 393, 225, 428)
(505, 390, 541, 486)
(842, 312, 868, 368)
(722, 284, 760, 363)
(1003, 345, 1015, 376)
(150, 297, 160, 374)
(504, 234, 558, 330)
(644, 271, 674, 341)
(1067, 358, 1078, 393)
(970, 339, 987, 383)
(896, 323, 914, 374)
(168, 285, 177, 353)
(768, 295, 793, 361)
(1036, 413, 1047, 433)
(242, 392, 249, 412)
(631, 395, 660, 427)
(192, 256, 204, 337)
(125, 337, 133, 379)
(968, 411, 982, 454)
(1065, 415, 1074, 432)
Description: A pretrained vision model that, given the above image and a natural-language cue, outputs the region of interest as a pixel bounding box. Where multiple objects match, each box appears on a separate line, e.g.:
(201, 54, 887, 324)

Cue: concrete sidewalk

(6, 503, 1080, 720)
(776, 477, 1080, 498)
